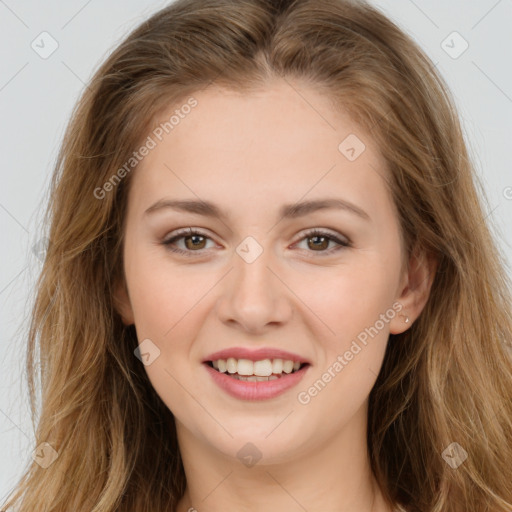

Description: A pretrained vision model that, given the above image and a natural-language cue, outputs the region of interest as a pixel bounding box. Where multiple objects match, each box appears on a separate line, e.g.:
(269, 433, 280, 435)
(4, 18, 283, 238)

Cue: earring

(401, 314, 410, 324)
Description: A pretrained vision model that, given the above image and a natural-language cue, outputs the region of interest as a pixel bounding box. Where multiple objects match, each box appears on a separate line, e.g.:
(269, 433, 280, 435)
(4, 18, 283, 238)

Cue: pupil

(309, 235, 327, 250)
(186, 235, 205, 250)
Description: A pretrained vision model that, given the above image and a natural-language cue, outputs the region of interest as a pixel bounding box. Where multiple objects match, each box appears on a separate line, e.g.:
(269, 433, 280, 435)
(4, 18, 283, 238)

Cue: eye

(162, 228, 215, 257)
(293, 228, 351, 255)
(162, 227, 351, 257)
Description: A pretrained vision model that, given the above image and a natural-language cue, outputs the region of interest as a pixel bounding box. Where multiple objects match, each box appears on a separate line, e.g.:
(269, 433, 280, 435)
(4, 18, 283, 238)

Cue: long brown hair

(3, 0, 512, 510)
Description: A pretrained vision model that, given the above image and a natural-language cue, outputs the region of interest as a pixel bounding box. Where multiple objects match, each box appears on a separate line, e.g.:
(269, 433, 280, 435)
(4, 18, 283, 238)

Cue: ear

(389, 246, 437, 335)
(113, 278, 135, 326)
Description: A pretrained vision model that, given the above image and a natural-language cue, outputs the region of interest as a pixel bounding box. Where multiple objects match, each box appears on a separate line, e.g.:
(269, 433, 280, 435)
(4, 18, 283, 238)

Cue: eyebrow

(144, 197, 371, 222)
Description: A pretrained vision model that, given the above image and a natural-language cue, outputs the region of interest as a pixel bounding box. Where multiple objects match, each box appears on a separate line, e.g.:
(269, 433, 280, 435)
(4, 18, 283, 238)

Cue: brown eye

(306, 234, 330, 251)
(163, 227, 350, 258)
(295, 229, 350, 255)
(162, 228, 215, 257)
(183, 234, 207, 250)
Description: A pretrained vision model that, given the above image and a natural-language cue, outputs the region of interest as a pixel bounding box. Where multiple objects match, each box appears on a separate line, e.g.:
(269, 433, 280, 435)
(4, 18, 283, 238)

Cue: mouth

(205, 358, 310, 381)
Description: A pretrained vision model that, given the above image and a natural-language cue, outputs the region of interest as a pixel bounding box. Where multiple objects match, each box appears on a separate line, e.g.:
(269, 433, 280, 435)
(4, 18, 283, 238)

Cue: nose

(215, 245, 294, 334)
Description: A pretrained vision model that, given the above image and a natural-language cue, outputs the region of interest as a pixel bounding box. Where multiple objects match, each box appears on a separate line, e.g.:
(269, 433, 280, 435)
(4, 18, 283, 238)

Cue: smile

(208, 357, 306, 381)
(203, 357, 310, 400)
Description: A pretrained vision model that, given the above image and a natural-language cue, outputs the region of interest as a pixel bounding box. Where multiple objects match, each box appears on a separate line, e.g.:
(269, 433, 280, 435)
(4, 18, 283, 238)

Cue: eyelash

(162, 227, 351, 258)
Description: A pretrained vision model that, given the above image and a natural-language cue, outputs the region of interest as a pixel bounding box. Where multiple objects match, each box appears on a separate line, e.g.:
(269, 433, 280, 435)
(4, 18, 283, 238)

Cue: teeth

(211, 357, 304, 377)
(272, 358, 283, 374)
(226, 357, 237, 374)
(283, 360, 294, 374)
(237, 359, 253, 376)
(233, 375, 279, 382)
(253, 359, 273, 376)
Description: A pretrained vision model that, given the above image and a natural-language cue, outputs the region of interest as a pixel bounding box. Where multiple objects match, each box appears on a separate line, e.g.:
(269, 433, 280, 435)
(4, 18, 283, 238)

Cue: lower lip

(203, 363, 310, 401)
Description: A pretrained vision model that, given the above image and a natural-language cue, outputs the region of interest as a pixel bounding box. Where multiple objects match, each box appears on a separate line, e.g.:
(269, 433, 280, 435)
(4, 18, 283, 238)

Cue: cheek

(125, 244, 212, 337)
(295, 256, 399, 408)
(124, 255, 211, 420)
(297, 292, 393, 432)
(300, 257, 399, 345)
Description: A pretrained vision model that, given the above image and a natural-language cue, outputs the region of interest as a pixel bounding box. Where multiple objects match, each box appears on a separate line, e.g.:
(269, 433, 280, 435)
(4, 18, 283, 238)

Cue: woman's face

(116, 79, 414, 464)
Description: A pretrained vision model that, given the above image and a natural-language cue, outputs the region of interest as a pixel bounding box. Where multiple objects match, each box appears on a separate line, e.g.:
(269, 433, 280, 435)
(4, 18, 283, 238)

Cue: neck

(174, 402, 393, 512)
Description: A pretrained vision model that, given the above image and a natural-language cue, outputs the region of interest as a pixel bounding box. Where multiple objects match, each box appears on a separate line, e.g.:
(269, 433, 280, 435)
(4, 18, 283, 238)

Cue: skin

(115, 78, 435, 512)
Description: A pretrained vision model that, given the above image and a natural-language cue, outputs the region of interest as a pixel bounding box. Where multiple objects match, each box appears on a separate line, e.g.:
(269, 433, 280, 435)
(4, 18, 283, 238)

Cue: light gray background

(1, 0, 511, 500)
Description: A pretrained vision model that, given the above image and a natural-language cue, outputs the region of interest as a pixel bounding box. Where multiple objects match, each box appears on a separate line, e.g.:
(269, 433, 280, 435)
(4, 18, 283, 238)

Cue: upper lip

(203, 347, 311, 364)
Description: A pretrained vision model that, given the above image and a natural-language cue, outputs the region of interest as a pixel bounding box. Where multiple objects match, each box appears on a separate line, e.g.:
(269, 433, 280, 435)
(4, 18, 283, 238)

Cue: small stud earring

(401, 314, 410, 324)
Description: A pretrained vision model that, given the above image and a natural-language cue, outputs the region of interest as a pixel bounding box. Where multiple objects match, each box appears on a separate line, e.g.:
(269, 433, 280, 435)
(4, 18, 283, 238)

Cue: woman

(3, 0, 511, 511)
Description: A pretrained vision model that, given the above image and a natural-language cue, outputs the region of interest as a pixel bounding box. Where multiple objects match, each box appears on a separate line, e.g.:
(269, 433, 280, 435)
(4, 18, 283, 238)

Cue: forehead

(127, 79, 392, 221)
